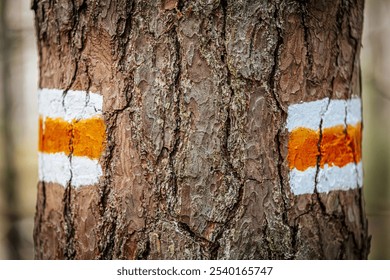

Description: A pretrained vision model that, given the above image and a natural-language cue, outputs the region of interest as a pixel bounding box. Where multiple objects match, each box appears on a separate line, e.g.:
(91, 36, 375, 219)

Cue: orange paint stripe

(288, 123, 362, 171)
(39, 117, 105, 159)
(38, 117, 72, 155)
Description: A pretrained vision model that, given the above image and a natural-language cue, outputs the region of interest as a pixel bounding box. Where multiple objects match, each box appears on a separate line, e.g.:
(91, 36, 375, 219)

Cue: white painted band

(286, 97, 362, 131)
(289, 166, 317, 195)
(38, 152, 71, 187)
(289, 161, 363, 195)
(346, 98, 362, 126)
(286, 98, 329, 131)
(38, 152, 103, 188)
(38, 88, 103, 121)
(316, 161, 363, 193)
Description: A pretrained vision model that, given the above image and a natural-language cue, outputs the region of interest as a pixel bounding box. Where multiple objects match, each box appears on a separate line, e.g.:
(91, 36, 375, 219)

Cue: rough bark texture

(33, 0, 369, 259)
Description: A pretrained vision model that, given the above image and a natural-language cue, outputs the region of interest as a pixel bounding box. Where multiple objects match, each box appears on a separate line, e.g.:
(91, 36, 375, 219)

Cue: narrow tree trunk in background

(0, 0, 22, 260)
(33, 0, 369, 259)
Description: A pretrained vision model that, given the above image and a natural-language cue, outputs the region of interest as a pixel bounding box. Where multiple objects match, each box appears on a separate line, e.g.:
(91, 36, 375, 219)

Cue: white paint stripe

(38, 152, 71, 187)
(38, 88, 103, 121)
(316, 162, 363, 193)
(71, 156, 103, 187)
(286, 97, 362, 131)
(38, 152, 102, 188)
(286, 98, 329, 131)
(322, 99, 347, 129)
(347, 98, 362, 126)
(289, 162, 363, 195)
(289, 166, 317, 195)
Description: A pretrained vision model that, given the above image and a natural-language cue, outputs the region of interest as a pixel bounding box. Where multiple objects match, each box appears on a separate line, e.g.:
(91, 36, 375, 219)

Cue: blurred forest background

(0, 0, 389, 259)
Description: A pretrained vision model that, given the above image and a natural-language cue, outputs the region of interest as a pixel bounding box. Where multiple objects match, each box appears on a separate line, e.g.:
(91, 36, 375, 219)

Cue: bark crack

(220, 0, 239, 178)
(271, 3, 293, 257)
(98, 110, 120, 259)
(262, 215, 271, 258)
(63, 186, 76, 259)
(176, 221, 213, 250)
(269, 3, 286, 113)
(276, 130, 289, 225)
(117, 0, 135, 70)
(63, 92, 76, 259)
(167, 18, 183, 215)
(314, 98, 330, 211)
(299, 1, 313, 78)
(290, 224, 299, 259)
(98, 71, 133, 259)
(207, 0, 246, 259)
(99, 209, 118, 259)
(66, 0, 87, 91)
(136, 239, 151, 260)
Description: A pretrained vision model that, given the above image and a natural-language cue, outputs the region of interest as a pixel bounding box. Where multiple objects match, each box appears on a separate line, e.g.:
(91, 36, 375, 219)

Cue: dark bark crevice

(136, 238, 150, 259)
(207, 0, 246, 259)
(97, 55, 134, 259)
(262, 215, 271, 259)
(98, 111, 121, 259)
(99, 211, 118, 259)
(167, 20, 183, 216)
(99, 111, 132, 259)
(313, 98, 328, 197)
(299, 0, 313, 79)
(177, 0, 184, 11)
(62, 110, 76, 259)
(270, 3, 286, 113)
(63, 186, 76, 259)
(290, 223, 299, 259)
(220, 0, 242, 182)
(276, 130, 289, 225)
(117, 0, 135, 70)
(176, 221, 213, 248)
(271, 2, 292, 256)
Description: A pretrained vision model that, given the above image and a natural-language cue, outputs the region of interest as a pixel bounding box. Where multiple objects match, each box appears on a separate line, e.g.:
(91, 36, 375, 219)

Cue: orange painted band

(39, 116, 105, 159)
(288, 123, 362, 171)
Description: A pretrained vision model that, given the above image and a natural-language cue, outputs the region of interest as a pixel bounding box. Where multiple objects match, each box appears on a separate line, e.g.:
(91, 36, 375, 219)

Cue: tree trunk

(33, 0, 369, 259)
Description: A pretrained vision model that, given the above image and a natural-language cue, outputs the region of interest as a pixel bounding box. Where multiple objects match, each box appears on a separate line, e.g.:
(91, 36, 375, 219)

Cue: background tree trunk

(1, 0, 22, 260)
(33, 0, 369, 259)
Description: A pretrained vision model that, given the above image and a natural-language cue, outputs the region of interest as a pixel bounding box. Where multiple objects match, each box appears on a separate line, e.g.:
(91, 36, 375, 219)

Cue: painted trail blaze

(38, 88, 105, 187)
(287, 98, 363, 195)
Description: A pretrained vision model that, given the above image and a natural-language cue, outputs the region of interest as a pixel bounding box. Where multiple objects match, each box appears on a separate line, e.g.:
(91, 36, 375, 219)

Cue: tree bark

(33, 0, 369, 259)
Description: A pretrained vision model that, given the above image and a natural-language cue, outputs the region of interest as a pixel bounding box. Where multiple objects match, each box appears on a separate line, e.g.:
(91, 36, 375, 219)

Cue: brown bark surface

(33, 0, 369, 259)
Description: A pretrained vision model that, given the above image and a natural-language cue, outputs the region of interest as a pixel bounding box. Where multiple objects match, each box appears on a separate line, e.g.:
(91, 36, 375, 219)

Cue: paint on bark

(38, 88, 105, 188)
(287, 97, 363, 195)
(33, 0, 369, 259)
